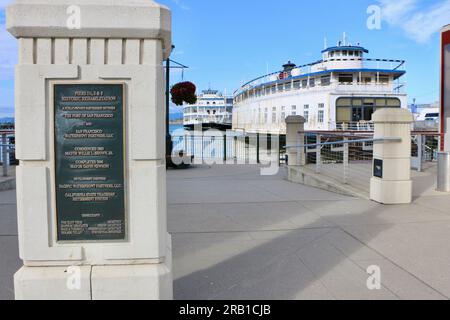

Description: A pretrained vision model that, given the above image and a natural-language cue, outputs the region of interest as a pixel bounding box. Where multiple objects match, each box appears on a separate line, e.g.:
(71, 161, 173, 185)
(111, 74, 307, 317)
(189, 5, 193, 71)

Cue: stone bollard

(7, 0, 173, 300)
(370, 108, 414, 204)
(285, 116, 306, 166)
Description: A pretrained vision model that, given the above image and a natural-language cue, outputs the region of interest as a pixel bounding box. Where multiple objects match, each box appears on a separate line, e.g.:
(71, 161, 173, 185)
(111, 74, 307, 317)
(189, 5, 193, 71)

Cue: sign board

(373, 159, 383, 178)
(441, 26, 450, 150)
(54, 83, 126, 241)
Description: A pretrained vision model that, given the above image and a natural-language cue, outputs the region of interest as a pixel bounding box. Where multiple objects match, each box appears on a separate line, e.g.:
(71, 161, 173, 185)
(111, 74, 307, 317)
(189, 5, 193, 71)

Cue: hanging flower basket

(171, 81, 197, 106)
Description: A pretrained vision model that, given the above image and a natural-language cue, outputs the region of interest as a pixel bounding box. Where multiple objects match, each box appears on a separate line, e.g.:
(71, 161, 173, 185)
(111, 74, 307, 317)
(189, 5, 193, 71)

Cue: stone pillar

(285, 116, 306, 166)
(370, 108, 414, 204)
(7, 0, 173, 300)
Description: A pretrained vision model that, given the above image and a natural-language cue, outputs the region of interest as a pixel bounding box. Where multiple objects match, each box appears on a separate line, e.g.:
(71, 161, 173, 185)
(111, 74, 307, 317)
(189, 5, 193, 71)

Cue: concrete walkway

(2, 164, 450, 299)
(169, 165, 450, 300)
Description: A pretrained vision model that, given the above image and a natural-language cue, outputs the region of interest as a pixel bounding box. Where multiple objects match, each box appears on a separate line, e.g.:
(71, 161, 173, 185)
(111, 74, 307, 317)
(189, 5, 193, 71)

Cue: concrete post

(370, 108, 414, 204)
(7, 0, 173, 300)
(285, 116, 306, 166)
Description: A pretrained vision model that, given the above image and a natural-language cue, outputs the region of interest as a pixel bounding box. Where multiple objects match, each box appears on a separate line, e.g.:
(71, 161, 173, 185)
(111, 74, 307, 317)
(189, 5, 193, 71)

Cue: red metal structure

(441, 25, 450, 150)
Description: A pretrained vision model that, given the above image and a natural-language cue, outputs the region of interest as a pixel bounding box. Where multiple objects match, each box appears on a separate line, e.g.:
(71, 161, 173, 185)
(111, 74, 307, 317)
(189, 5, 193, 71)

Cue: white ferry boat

(183, 89, 233, 130)
(232, 37, 407, 134)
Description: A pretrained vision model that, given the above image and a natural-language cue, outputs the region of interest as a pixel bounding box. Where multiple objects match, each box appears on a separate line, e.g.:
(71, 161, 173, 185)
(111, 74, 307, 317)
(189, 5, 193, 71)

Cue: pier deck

(2, 165, 450, 299)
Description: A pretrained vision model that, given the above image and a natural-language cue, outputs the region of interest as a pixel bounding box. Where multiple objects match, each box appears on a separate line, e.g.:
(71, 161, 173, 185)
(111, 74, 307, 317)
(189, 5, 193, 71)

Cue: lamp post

(165, 49, 189, 166)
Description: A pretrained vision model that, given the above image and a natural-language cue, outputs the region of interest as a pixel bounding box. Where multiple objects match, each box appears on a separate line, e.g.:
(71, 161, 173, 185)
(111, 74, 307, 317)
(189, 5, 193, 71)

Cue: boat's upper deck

(233, 44, 406, 103)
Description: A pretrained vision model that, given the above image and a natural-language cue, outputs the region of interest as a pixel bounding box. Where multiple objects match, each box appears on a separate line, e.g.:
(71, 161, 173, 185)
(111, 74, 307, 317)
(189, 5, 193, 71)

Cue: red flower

(171, 82, 197, 106)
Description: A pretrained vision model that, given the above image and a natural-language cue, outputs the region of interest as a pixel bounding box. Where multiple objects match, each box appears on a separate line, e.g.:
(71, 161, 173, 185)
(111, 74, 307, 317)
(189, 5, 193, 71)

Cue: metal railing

(171, 132, 286, 165)
(0, 131, 16, 177)
(411, 132, 441, 171)
(234, 58, 406, 96)
(286, 133, 388, 191)
(286, 130, 441, 192)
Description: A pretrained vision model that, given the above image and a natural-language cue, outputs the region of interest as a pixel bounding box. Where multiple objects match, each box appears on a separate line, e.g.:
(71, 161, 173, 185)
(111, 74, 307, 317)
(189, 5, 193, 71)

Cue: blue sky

(1, 0, 449, 117)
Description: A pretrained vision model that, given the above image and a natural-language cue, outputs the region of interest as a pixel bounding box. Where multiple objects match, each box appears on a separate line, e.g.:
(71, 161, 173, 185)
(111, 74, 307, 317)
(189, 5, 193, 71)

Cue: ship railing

(328, 121, 375, 131)
(284, 130, 440, 193)
(0, 130, 16, 177)
(234, 58, 406, 96)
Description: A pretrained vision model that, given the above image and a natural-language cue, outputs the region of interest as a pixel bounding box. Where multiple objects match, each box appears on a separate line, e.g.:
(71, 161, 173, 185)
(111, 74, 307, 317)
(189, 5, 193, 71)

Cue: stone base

(14, 263, 173, 300)
(370, 178, 412, 204)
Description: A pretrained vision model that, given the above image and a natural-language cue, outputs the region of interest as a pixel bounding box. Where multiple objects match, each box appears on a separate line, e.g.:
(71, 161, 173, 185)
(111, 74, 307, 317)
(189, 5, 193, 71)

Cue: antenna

(343, 32, 346, 46)
(324, 37, 328, 49)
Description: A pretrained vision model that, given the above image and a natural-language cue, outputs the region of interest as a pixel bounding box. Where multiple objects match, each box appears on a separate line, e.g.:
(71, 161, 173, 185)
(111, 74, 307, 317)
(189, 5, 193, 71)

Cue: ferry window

(293, 81, 300, 89)
(285, 82, 292, 90)
(271, 86, 276, 94)
(337, 98, 351, 107)
(309, 78, 315, 87)
(265, 87, 270, 95)
(277, 83, 284, 92)
(336, 107, 351, 122)
(364, 77, 372, 83)
(321, 76, 331, 86)
(349, 51, 354, 56)
(304, 111, 309, 122)
(330, 52, 334, 57)
(343, 51, 348, 56)
(379, 75, 389, 84)
(363, 98, 374, 105)
(386, 98, 401, 107)
(318, 110, 324, 123)
(339, 74, 353, 84)
(375, 99, 386, 106)
(302, 79, 308, 88)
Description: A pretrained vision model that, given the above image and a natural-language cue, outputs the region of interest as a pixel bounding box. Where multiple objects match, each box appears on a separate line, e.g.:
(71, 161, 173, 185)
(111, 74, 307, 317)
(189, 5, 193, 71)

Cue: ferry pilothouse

(232, 38, 407, 134)
(183, 89, 233, 130)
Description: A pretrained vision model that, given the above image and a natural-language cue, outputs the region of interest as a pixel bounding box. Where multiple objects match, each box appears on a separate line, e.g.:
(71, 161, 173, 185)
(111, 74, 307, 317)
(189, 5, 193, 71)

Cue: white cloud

(378, 0, 450, 43)
(172, 0, 190, 11)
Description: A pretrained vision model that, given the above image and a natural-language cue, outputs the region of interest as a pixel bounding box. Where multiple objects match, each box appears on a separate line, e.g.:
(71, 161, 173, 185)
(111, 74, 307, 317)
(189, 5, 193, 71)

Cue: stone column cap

(7, 0, 172, 58)
(285, 115, 306, 124)
(372, 108, 414, 123)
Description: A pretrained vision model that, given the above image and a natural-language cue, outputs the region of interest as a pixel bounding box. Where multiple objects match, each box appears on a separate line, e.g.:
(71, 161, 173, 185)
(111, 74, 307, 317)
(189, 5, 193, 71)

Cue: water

(169, 124, 184, 134)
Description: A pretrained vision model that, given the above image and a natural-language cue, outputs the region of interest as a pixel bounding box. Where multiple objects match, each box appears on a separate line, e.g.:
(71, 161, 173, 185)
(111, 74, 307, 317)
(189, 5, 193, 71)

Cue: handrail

(285, 137, 401, 149)
(234, 58, 406, 95)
